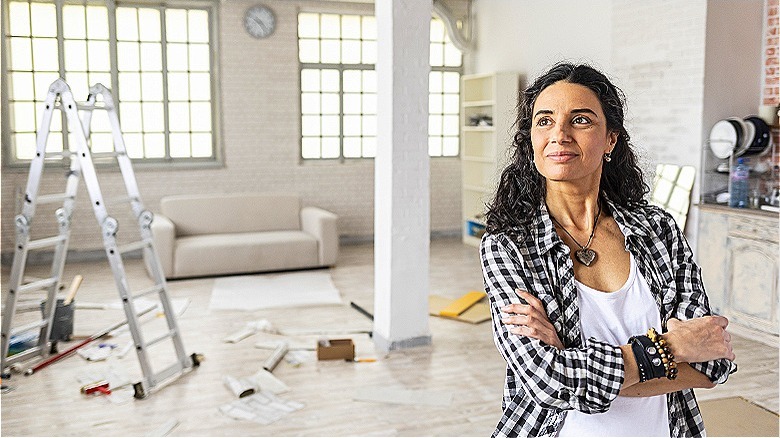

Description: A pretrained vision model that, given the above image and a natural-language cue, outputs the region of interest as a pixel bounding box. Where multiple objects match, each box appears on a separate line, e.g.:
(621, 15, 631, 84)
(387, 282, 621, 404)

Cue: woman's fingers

(516, 289, 546, 314)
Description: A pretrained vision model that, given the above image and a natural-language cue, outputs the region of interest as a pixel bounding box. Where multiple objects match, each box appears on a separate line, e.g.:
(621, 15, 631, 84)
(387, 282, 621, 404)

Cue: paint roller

(262, 341, 289, 373)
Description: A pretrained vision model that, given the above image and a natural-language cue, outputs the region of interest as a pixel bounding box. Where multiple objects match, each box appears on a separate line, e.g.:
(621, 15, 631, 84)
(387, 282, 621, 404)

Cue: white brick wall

(1, 0, 463, 256)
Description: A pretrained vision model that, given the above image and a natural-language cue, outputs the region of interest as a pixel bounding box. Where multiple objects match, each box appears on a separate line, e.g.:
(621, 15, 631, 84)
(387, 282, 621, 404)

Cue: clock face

(244, 5, 276, 39)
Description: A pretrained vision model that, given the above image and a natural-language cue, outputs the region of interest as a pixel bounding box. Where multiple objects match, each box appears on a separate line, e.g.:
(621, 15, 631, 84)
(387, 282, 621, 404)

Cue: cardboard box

(316, 338, 355, 361)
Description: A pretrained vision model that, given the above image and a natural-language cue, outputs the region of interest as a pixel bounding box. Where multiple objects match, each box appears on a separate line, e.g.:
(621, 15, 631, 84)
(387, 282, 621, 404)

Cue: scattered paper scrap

(251, 369, 290, 395)
(429, 295, 490, 324)
(353, 387, 453, 407)
(224, 319, 278, 344)
(219, 391, 304, 425)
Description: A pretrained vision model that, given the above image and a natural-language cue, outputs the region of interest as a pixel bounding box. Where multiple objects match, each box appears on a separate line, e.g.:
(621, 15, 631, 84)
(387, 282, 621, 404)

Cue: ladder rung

(132, 285, 164, 300)
(18, 277, 58, 293)
(91, 151, 125, 159)
(44, 151, 76, 159)
(27, 235, 67, 250)
(76, 103, 109, 111)
(37, 193, 75, 204)
(105, 195, 139, 207)
(146, 330, 176, 348)
(1, 300, 42, 314)
(117, 240, 150, 254)
(10, 319, 46, 337)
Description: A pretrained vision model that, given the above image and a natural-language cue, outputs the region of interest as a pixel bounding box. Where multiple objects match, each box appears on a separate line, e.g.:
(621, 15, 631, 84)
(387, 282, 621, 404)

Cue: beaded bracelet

(628, 335, 666, 381)
(647, 327, 678, 380)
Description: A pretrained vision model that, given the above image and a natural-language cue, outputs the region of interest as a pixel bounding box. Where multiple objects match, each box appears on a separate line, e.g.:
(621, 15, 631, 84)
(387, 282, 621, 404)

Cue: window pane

(64, 40, 87, 71)
(343, 115, 360, 136)
(88, 41, 110, 71)
(117, 42, 140, 71)
(443, 137, 459, 156)
(67, 72, 89, 99)
(189, 73, 211, 101)
(342, 15, 360, 39)
(9, 2, 31, 36)
(301, 69, 320, 92)
(167, 43, 188, 71)
(321, 39, 340, 64)
(89, 72, 111, 90)
(140, 42, 163, 71)
(45, 132, 63, 153)
(190, 102, 211, 132)
(298, 13, 319, 38)
(87, 6, 109, 40)
(429, 71, 442, 93)
(321, 137, 339, 158)
(341, 40, 360, 64)
(30, 3, 57, 37)
(302, 137, 320, 159)
(90, 133, 113, 153)
(321, 115, 340, 136)
(362, 94, 376, 114)
(299, 39, 319, 63)
(144, 133, 165, 158)
(362, 115, 376, 136)
(34, 73, 59, 100)
(188, 10, 209, 43)
(363, 70, 376, 93)
(321, 70, 339, 92)
(343, 70, 361, 92)
(116, 8, 139, 41)
(321, 93, 339, 115)
(428, 136, 442, 157)
(343, 137, 361, 158)
(11, 102, 36, 132)
(10, 37, 33, 70)
(429, 94, 442, 114)
(443, 72, 460, 93)
(343, 94, 360, 115)
(443, 94, 459, 114)
(14, 134, 37, 159)
(361, 41, 376, 64)
(120, 103, 143, 132)
(444, 43, 462, 67)
(361, 16, 376, 39)
(142, 102, 164, 132)
(10, 72, 35, 101)
(301, 93, 320, 115)
(138, 8, 161, 42)
(430, 19, 444, 43)
(443, 115, 459, 135)
(429, 115, 442, 136)
(63, 5, 87, 39)
(32, 38, 59, 71)
(167, 73, 189, 100)
(362, 136, 376, 157)
(119, 72, 141, 101)
(125, 133, 143, 158)
(166, 9, 189, 43)
(430, 43, 443, 67)
(141, 72, 163, 101)
(191, 133, 212, 157)
(169, 102, 190, 132)
(301, 115, 320, 136)
(320, 14, 340, 38)
(189, 44, 210, 71)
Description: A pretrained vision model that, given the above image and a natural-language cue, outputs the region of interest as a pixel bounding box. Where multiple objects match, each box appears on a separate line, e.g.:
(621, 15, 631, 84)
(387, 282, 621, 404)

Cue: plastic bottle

(729, 158, 749, 208)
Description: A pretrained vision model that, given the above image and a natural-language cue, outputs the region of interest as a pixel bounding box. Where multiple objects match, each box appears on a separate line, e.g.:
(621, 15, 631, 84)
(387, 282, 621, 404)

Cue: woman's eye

(572, 115, 591, 124)
(536, 117, 552, 127)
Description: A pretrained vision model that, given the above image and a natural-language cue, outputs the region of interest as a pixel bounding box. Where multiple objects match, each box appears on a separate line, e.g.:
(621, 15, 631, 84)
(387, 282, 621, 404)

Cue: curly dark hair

(484, 62, 648, 236)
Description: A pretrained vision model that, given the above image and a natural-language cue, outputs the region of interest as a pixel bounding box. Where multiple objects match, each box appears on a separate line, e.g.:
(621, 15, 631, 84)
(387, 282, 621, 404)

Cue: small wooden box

(316, 338, 355, 361)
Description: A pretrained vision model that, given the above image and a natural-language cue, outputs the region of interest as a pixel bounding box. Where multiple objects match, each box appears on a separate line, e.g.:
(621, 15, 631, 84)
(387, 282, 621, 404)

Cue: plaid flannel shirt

(480, 199, 737, 437)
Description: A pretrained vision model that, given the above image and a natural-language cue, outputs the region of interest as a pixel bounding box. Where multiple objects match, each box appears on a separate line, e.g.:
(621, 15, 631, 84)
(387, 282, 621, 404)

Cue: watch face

(244, 5, 275, 39)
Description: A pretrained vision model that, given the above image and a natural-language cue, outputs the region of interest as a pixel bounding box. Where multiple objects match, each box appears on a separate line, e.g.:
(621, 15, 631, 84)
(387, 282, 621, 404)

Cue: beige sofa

(148, 193, 338, 279)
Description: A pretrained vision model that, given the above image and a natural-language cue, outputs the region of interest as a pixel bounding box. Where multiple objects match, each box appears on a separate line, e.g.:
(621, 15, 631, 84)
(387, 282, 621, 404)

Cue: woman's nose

(550, 122, 572, 144)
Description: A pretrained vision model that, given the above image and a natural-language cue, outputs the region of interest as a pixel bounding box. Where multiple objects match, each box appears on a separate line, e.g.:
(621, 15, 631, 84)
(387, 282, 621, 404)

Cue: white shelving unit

(460, 72, 520, 247)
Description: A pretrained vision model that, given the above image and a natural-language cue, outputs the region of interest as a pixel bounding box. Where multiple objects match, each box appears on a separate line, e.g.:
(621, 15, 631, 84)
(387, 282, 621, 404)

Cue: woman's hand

(664, 316, 735, 363)
(501, 289, 564, 350)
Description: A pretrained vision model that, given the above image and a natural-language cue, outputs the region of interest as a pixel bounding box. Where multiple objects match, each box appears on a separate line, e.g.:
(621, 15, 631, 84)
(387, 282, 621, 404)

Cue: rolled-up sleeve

(481, 233, 624, 414)
(661, 209, 737, 384)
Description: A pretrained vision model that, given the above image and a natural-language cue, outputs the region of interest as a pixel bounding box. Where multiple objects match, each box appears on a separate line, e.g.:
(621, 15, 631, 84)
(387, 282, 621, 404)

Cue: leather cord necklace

(550, 202, 601, 267)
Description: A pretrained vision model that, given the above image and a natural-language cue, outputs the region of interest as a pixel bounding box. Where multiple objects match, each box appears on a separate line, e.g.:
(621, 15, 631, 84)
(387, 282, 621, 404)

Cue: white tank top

(558, 253, 670, 437)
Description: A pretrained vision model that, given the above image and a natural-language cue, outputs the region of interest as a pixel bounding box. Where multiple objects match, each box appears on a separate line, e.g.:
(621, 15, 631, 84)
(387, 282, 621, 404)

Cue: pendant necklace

(550, 202, 601, 267)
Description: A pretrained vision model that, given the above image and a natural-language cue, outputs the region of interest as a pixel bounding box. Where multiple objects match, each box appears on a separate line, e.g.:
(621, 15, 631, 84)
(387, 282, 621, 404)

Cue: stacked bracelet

(647, 327, 678, 380)
(628, 327, 678, 382)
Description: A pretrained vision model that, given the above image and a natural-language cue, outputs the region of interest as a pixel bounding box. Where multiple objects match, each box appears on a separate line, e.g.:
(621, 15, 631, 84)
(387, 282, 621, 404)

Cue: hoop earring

(603, 152, 612, 162)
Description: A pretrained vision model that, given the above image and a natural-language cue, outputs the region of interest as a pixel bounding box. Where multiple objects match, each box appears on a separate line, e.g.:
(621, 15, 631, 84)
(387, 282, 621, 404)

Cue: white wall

(469, 0, 613, 78)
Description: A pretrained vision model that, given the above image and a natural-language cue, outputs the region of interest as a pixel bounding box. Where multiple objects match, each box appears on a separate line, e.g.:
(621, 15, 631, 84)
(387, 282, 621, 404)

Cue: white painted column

(373, 0, 432, 352)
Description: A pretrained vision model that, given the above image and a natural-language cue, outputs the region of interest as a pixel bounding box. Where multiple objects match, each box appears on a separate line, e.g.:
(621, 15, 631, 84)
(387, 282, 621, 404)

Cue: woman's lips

(547, 152, 578, 162)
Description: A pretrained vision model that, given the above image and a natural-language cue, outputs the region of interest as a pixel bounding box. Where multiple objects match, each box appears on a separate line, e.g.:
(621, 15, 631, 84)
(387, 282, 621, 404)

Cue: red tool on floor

(24, 305, 156, 376)
(81, 380, 111, 395)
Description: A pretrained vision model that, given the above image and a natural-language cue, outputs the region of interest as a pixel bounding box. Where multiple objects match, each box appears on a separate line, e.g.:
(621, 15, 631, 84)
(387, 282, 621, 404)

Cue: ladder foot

(133, 382, 146, 399)
(49, 341, 58, 355)
(190, 353, 203, 367)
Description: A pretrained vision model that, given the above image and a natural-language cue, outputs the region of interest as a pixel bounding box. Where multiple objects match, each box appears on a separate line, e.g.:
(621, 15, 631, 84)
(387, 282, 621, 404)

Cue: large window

(3, 0, 218, 165)
(297, 13, 462, 160)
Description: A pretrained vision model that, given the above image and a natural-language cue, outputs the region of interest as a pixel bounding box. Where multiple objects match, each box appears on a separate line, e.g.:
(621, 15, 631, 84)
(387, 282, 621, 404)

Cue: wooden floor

(1, 238, 777, 436)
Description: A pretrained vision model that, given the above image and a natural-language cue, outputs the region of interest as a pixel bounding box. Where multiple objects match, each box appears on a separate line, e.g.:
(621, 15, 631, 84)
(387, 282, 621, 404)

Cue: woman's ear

(608, 130, 618, 150)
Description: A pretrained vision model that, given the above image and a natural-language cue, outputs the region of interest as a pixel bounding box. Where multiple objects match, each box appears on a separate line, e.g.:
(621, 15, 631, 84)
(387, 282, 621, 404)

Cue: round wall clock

(244, 4, 276, 39)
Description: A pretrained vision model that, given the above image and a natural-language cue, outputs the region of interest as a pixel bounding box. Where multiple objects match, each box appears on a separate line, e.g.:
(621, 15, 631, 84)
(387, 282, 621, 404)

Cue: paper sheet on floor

(223, 319, 278, 343)
(219, 391, 304, 425)
(352, 386, 453, 407)
(209, 271, 341, 310)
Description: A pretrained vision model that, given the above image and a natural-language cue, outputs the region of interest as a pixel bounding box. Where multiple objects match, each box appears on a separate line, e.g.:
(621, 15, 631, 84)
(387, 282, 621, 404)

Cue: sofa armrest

(301, 206, 338, 266)
(148, 213, 175, 278)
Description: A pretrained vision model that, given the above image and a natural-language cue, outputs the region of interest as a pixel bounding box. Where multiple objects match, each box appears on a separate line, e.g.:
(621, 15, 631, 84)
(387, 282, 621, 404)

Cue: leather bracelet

(629, 335, 666, 380)
(647, 327, 678, 380)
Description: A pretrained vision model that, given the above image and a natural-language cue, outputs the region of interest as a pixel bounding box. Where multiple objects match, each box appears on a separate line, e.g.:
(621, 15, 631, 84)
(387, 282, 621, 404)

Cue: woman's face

(530, 81, 617, 186)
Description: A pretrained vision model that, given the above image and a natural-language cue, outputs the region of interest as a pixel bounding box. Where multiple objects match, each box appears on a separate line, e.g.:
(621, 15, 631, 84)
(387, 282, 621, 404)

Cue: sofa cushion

(161, 193, 301, 236)
(173, 231, 319, 278)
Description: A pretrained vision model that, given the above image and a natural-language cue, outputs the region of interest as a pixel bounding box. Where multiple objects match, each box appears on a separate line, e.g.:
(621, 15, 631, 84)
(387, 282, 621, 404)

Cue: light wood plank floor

(1, 238, 777, 436)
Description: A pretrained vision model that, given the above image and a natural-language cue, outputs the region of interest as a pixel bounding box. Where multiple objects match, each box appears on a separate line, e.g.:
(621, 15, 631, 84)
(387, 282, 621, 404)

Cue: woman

(480, 63, 737, 437)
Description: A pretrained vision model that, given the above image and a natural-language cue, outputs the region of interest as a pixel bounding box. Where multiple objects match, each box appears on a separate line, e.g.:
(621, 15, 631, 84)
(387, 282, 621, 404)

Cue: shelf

(463, 100, 494, 108)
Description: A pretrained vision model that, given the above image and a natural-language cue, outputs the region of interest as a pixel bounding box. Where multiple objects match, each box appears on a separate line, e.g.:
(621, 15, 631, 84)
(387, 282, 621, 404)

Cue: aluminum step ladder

(1, 78, 200, 398)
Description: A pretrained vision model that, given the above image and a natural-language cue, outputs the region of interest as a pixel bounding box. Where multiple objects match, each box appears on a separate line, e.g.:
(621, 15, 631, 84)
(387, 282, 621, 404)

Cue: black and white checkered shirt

(480, 199, 737, 437)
